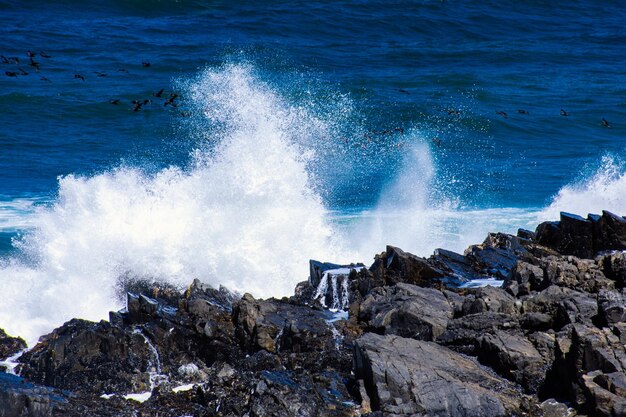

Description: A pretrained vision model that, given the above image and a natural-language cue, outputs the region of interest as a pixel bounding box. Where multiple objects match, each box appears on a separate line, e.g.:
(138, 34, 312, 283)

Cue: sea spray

(0, 65, 357, 345)
(540, 155, 626, 220)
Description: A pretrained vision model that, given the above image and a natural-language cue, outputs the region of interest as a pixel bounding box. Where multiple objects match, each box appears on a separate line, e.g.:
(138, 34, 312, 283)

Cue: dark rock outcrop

(358, 283, 453, 340)
(354, 333, 525, 416)
(0, 328, 26, 361)
(4, 210, 626, 416)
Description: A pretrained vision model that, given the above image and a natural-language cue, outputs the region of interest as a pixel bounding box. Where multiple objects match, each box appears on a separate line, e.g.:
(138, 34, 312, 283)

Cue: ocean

(1, 0, 625, 344)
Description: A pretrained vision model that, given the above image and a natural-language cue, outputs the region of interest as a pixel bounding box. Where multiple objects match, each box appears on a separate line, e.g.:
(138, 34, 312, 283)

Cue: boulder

(0, 372, 67, 417)
(371, 246, 446, 287)
(358, 283, 453, 340)
(477, 330, 549, 393)
(551, 323, 626, 412)
(438, 312, 520, 355)
(17, 319, 154, 393)
(597, 289, 626, 326)
(353, 333, 525, 416)
(232, 294, 336, 354)
(0, 328, 26, 360)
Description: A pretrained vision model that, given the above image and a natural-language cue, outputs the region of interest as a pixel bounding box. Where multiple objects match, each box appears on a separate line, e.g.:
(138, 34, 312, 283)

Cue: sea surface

(1, 0, 625, 343)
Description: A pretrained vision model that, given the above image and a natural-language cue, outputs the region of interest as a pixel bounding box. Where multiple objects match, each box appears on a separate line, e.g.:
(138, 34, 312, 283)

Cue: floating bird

(164, 93, 178, 107)
(447, 109, 461, 116)
(153, 88, 164, 98)
(602, 118, 611, 128)
(132, 101, 143, 111)
(395, 88, 410, 94)
(40, 76, 51, 82)
(117, 68, 128, 73)
(5, 71, 17, 77)
(8, 57, 19, 64)
(26, 50, 35, 58)
(517, 109, 529, 114)
(18, 67, 28, 75)
(0, 56, 8, 64)
(74, 74, 85, 81)
(560, 109, 569, 116)
(432, 137, 442, 146)
(142, 99, 151, 105)
(40, 52, 51, 58)
(109, 99, 120, 105)
(496, 111, 508, 118)
(394, 127, 404, 134)
(94, 71, 107, 77)
(142, 61, 151, 67)
(29, 57, 39, 70)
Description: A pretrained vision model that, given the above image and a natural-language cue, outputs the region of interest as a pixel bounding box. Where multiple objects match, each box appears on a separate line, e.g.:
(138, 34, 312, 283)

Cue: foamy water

(1, 65, 625, 346)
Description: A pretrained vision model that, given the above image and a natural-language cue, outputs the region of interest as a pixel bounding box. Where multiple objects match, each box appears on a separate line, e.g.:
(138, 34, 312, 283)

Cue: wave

(540, 155, 626, 220)
(0, 64, 357, 345)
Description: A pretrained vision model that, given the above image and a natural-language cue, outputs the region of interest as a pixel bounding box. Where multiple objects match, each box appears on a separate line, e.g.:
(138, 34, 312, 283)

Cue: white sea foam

(0, 198, 40, 232)
(348, 141, 540, 258)
(0, 64, 356, 345)
(540, 155, 626, 220)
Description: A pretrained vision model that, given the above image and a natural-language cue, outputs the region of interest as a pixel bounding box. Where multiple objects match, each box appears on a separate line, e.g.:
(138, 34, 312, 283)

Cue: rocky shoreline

(1, 210, 625, 417)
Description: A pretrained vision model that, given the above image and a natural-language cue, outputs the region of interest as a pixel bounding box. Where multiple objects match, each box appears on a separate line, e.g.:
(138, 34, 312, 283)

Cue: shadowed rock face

(353, 333, 521, 416)
(0, 329, 26, 362)
(3, 209, 626, 416)
(358, 283, 453, 340)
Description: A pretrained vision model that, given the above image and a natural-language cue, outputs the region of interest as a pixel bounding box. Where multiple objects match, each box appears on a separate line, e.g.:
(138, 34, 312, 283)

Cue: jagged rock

(550, 323, 626, 412)
(582, 371, 626, 417)
(534, 398, 577, 417)
(353, 333, 525, 416)
(371, 245, 445, 287)
(0, 328, 26, 360)
(232, 293, 336, 354)
(438, 312, 520, 355)
(536, 211, 626, 259)
(358, 283, 453, 340)
(17, 319, 154, 393)
(464, 234, 523, 279)
(0, 372, 67, 417)
(477, 330, 549, 393)
(600, 251, 626, 289)
(522, 286, 598, 330)
(506, 260, 545, 295)
(429, 248, 481, 285)
(594, 210, 626, 253)
(597, 289, 626, 326)
(461, 285, 517, 315)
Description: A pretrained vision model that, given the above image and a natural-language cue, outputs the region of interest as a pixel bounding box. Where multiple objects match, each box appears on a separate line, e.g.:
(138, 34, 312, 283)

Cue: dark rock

(536, 211, 626, 259)
(438, 312, 520, 355)
(353, 333, 525, 416)
(0, 372, 67, 417)
(522, 286, 598, 330)
(518, 228, 536, 241)
(232, 293, 336, 354)
(477, 330, 549, 393)
(550, 323, 626, 412)
(461, 285, 518, 316)
(0, 328, 27, 360)
(593, 210, 626, 253)
(600, 251, 626, 289)
(371, 245, 446, 287)
(358, 283, 453, 340)
(429, 248, 480, 285)
(17, 319, 155, 393)
(506, 260, 545, 295)
(597, 289, 626, 326)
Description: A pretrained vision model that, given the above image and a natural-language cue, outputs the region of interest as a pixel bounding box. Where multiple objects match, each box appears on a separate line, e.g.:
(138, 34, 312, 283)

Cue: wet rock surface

(2, 210, 626, 416)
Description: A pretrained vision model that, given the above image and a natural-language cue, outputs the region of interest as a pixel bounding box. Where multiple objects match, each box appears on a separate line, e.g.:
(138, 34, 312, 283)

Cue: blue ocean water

(1, 0, 625, 342)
